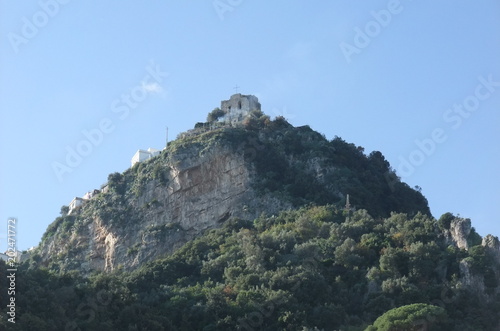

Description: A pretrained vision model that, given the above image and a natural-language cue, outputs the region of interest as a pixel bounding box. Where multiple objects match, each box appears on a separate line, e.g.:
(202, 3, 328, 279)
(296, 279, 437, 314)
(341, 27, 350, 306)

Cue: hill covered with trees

(3, 113, 499, 330)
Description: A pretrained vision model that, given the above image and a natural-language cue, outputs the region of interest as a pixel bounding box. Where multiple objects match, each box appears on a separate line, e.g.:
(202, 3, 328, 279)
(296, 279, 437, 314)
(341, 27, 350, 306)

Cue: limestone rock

(447, 217, 471, 250)
(36, 142, 289, 275)
(482, 234, 500, 263)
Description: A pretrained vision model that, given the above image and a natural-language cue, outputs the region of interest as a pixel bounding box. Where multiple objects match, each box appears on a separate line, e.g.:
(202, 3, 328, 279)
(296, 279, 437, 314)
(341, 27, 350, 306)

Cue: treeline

(3, 206, 499, 330)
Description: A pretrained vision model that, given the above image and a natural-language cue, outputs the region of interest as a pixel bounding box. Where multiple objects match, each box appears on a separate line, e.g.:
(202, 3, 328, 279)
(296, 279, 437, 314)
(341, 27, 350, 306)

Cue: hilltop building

(65, 94, 260, 215)
(68, 197, 85, 215)
(220, 93, 261, 125)
(131, 148, 161, 167)
(100, 183, 109, 194)
(68, 189, 102, 215)
(83, 189, 100, 200)
(180, 93, 262, 139)
(66, 147, 161, 216)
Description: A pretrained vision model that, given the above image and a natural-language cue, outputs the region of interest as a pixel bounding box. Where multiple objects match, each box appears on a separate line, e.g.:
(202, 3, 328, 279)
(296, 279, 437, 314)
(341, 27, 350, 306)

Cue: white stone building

(100, 183, 109, 194)
(68, 197, 85, 215)
(83, 189, 100, 200)
(220, 93, 261, 125)
(131, 148, 161, 167)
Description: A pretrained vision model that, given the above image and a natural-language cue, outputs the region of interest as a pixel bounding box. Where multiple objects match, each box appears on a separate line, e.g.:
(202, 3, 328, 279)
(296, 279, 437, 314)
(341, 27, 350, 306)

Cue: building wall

(131, 148, 161, 167)
(147, 148, 161, 157)
(83, 189, 99, 200)
(220, 94, 261, 124)
(101, 184, 109, 194)
(69, 197, 84, 214)
(69, 198, 83, 209)
(131, 150, 151, 167)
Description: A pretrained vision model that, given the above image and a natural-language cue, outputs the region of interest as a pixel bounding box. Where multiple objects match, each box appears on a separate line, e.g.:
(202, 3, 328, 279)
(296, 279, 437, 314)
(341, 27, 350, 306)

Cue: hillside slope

(5, 113, 500, 330)
(34, 116, 430, 274)
(7, 207, 500, 330)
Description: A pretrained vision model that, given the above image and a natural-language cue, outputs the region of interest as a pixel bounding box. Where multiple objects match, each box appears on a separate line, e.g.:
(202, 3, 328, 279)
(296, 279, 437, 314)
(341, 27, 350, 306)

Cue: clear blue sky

(1, 1, 499, 251)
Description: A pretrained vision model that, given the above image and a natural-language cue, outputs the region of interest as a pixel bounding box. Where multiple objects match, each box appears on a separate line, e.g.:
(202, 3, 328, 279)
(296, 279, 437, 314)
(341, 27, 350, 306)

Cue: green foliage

(366, 303, 448, 331)
(466, 246, 493, 274)
(144, 222, 182, 241)
(41, 217, 64, 241)
(335, 238, 364, 268)
(17, 206, 500, 330)
(108, 172, 126, 195)
(40, 215, 75, 243)
(207, 107, 225, 122)
(194, 121, 208, 129)
(467, 227, 483, 247)
(246, 125, 430, 217)
(127, 244, 140, 256)
(438, 212, 455, 230)
(60, 205, 69, 216)
(152, 163, 169, 185)
(22, 115, 499, 329)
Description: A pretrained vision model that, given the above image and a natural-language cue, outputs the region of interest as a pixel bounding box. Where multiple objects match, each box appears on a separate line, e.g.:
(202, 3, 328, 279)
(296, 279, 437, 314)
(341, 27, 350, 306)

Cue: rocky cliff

(34, 118, 433, 275)
(37, 137, 288, 274)
(14, 113, 500, 330)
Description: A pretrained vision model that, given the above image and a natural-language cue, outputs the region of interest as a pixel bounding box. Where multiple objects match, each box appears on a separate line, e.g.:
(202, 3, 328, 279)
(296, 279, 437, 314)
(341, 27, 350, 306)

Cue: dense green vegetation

(4, 207, 499, 330)
(38, 116, 430, 271)
(365, 303, 448, 330)
(167, 116, 430, 218)
(10, 116, 499, 330)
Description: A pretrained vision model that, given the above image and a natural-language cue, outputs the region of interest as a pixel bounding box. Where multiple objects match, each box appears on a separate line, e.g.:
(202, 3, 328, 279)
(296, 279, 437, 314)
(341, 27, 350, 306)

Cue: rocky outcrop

(482, 234, 500, 262)
(445, 217, 471, 250)
(33, 123, 432, 275)
(451, 230, 500, 301)
(37, 141, 288, 275)
(459, 259, 486, 294)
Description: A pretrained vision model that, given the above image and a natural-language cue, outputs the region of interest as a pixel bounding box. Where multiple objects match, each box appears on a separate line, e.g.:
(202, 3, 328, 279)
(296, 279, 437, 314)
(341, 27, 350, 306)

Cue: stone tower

(220, 93, 261, 125)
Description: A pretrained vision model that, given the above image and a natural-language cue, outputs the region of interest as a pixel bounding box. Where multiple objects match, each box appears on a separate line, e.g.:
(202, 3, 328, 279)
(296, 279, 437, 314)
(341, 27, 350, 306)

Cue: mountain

(3, 96, 500, 330)
(34, 110, 429, 275)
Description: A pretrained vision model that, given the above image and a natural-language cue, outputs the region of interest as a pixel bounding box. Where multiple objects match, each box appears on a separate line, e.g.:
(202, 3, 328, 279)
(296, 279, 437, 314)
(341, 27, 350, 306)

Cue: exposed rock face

(446, 217, 471, 250)
(452, 230, 500, 300)
(483, 234, 500, 263)
(37, 142, 287, 274)
(459, 259, 486, 294)
(34, 124, 432, 275)
(443, 218, 500, 266)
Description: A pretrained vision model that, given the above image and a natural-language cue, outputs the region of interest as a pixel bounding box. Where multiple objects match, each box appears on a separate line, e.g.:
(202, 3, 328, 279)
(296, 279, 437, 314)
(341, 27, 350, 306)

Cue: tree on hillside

(207, 107, 226, 122)
(365, 303, 448, 331)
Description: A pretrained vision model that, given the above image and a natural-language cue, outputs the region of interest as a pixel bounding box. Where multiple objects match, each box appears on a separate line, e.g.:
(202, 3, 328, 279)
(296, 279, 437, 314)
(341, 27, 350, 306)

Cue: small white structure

(101, 184, 109, 194)
(131, 148, 161, 167)
(83, 189, 100, 200)
(220, 93, 261, 125)
(68, 197, 85, 215)
(67, 189, 100, 215)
